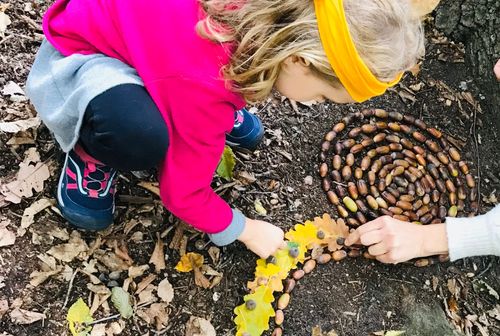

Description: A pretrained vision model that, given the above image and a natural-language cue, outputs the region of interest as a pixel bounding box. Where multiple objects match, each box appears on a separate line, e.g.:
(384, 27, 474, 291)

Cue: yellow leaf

(67, 298, 93, 336)
(313, 214, 349, 252)
(175, 252, 204, 272)
(285, 221, 321, 250)
(234, 286, 275, 336)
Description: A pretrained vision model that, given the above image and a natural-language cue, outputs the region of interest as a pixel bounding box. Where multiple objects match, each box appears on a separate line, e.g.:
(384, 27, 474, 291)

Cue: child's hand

(238, 218, 285, 259)
(345, 216, 448, 264)
(494, 59, 500, 81)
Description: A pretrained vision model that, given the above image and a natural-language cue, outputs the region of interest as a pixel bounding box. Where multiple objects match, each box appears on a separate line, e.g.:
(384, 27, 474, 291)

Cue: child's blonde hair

(198, 0, 425, 103)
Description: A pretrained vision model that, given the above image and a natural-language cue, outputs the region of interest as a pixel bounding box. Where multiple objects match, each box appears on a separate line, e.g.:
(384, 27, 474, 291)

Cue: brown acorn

(351, 144, 364, 154)
(389, 143, 403, 152)
(292, 270, 305, 280)
(413, 131, 427, 143)
(465, 174, 475, 188)
(420, 213, 433, 224)
(368, 171, 376, 185)
(272, 328, 283, 336)
(284, 279, 296, 293)
(445, 179, 456, 193)
(321, 141, 331, 152)
(449, 147, 461, 161)
(366, 195, 379, 210)
(389, 111, 404, 121)
(275, 310, 284, 326)
(337, 205, 349, 218)
(349, 127, 362, 138)
(331, 170, 342, 183)
(303, 259, 316, 273)
(396, 200, 413, 211)
(414, 119, 427, 129)
(361, 124, 377, 134)
(413, 199, 423, 211)
(425, 140, 440, 153)
(400, 124, 412, 134)
(373, 133, 387, 143)
(438, 165, 450, 179)
(348, 249, 361, 258)
(416, 154, 426, 166)
(357, 180, 368, 196)
(346, 153, 355, 166)
(332, 250, 347, 262)
(458, 161, 469, 174)
(317, 253, 332, 264)
(400, 194, 415, 202)
(401, 138, 414, 149)
(333, 122, 346, 133)
(389, 206, 403, 215)
(361, 138, 374, 147)
(393, 214, 410, 222)
(356, 199, 369, 213)
(322, 178, 331, 192)
(403, 115, 416, 124)
(382, 191, 397, 205)
(319, 163, 328, 177)
(371, 160, 382, 173)
(388, 122, 401, 132)
(348, 182, 359, 199)
(437, 152, 449, 165)
(447, 163, 459, 177)
(325, 130, 337, 141)
(374, 108, 388, 118)
(414, 146, 425, 155)
(427, 127, 442, 138)
(378, 179, 386, 192)
(277, 294, 290, 310)
(335, 142, 344, 155)
(376, 197, 389, 209)
(343, 138, 356, 148)
(336, 185, 347, 198)
(342, 165, 353, 181)
(370, 185, 380, 198)
(449, 192, 457, 206)
(376, 121, 388, 129)
(333, 155, 342, 170)
(386, 135, 401, 143)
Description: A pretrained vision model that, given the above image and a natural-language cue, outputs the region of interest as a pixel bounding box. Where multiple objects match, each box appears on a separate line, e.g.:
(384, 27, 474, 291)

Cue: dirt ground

(0, 1, 499, 336)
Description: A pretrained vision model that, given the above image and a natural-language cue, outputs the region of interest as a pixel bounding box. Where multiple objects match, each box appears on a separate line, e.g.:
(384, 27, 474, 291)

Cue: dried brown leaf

(18, 198, 53, 236)
(185, 316, 216, 336)
(0, 299, 8, 319)
(10, 308, 45, 324)
(149, 233, 166, 273)
(0, 227, 15, 247)
(157, 278, 174, 304)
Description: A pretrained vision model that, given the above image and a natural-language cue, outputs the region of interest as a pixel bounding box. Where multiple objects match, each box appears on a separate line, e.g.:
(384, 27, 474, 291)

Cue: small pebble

(108, 271, 122, 280)
(98, 273, 108, 283)
(107, 280, 119, 288)
(195, 239, 206, 250)
(304, 175, 313, 185)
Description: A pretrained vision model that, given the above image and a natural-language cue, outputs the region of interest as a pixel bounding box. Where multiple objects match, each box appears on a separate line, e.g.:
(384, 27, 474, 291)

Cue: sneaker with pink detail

(57, 144, 116, 230)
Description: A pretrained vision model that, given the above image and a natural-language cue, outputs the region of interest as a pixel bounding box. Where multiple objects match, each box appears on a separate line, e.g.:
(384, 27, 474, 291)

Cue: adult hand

(345, 216, 448, 264)
(494, 59, 500, 81)
(238, 218, 285, 259)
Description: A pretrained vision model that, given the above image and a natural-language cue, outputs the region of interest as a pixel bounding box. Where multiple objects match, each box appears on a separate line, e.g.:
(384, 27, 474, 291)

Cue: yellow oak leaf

(285, 221, 321, 250)
(234, 286, 275, 336)
(313, 214, 349, 252)
(175, 252, 203, 272)
(67, 298, 93, 336)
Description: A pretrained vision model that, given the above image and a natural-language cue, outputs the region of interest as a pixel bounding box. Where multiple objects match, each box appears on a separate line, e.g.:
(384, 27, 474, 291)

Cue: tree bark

(435, 0, 499, 128)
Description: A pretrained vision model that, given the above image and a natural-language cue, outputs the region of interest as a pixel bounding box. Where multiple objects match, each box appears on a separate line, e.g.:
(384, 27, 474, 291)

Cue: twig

(63, 268, 79, 308)
(477, 260, 493, 278)
(84, 313, 121, 326)
(471, 102, 481, 209)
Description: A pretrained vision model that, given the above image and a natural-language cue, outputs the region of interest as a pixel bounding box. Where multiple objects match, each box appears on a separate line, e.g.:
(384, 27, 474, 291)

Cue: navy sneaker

(57, 144, 117, 231)
(226, 107, 264, 151)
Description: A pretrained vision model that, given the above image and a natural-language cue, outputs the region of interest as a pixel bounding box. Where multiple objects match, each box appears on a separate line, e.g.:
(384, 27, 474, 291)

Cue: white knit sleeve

(445, 204, 500, 261)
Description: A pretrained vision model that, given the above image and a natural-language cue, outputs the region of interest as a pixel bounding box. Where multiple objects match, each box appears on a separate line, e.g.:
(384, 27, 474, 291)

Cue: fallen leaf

(149, 233, 166, 273)
(111, 287, 133, 319)
(47, 231, 89, 262)
(1, 148, 50, 204)
(94, 250, 129, 272)
(234, 286, 275, 336)
(67, 298, 93, 336)
(90, 323, 106, 336)
(185, 316, 216, 336)
(18, 198, 54, 236)
(29, 268, 62, 287)
(194, 266, 211, 289)
(216, 146, 235, 181)
(106, 320, 125, 335)
(487, 305, 500, 321)
(2, 81, 23, 96)
(128, 265, 149, 279)
(175, 252, 204, 272)
(10, 308, 46, 325)
(137, 181, 160, 197)
(0, 227, 15, 247)
(0, 12, 10, 38)
(254, 199, 267, 216)
(157, 278, 174, 304)
(136, 274, 157, 295)
(137, 284, 157, 305)
(0, 117, 40, 133)
(311, 326, 338, 336)
(136, 303, 169, 331)
(0, 299, 8, 319)
(313, 214, 349, 252)
(473, 280, 499, 300)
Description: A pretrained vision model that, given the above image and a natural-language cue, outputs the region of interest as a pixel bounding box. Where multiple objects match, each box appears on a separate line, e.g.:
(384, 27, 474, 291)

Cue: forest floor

(0, 1, 499, 336)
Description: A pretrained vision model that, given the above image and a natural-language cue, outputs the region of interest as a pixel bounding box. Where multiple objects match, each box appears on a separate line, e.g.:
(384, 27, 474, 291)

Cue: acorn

(427, 127, 442, 138)
(357, 180, 368, 195)
(321, 141, 330, 152)
(459, 161, 469, 174)
(333, 122, 346, 133)
(292, 269, 305, 280)
(445, 179, 456, 193)
(401, 138, 414, 149)
(346, 153, 355, 166)
(317, 253, 332, 264)
(376, 197, 389, 209)
(413, 131, 427, 143)
(277, 294, 290, 310)
(343, 196, 358, 213)
(389, 206, 403, 215)
(349, 127, 362, 138)
(332, 250, 347, 261)
(303, 259, 316, 273)
(246, 300, 257, 310)
(361, 138, 374, 147)
(343, 138, 356, 148)
(414, 146, 425, 155)
(322, 178, 331, 192)
(403, 115, 416, 124)
(284, 279, 296, 293)
(348, 249, 361, 258)
(437, 152, 449, 165)
(376, 121, 388, 129)
(414, 119, 427, 129)
(425, 140, 440, 153)
(389, 111, 404, 121)
(382, 191, 397, 205)
(393, 215, 410, 222)
(375, 109, 388, 118)
(351, 144, 364, 154)
(366, 195, 379, 210)
(465, 174, 475, 188)
(327, 190, 340, 205)
(361, 156, 372, 171)
(362, 124, 377, 134)
(337, 205, 349, 218)
(449, 147, 461, 161)
(342, 165, 352, 180)
(400, 124, 412, 134)
(325, 130, 337, 141)
(319, 163, 328, 177)
(448, 205, 458, 217)
(396, 200, 413, 211)
(331, 170, 342, 183)
(373, 133, 387, 143)
(355, 167, 363, 179)
(275, 311, 284, 326)
(335, 142, 344, 154)
(333, 155, 342, 170)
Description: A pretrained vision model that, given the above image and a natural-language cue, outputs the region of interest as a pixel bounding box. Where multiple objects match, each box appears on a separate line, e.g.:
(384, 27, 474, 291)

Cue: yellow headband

(314, 0, 402, 102)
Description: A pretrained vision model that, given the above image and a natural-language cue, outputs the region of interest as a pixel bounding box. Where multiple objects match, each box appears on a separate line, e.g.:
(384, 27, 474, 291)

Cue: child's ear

(409, 0, 441, 19)
(282, 55, 312, 73)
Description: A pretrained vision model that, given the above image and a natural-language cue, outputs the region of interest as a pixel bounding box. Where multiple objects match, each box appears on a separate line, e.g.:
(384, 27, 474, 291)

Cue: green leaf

(111, 287, 133, 319)
(67, 298, 93, 336)
(216, 146, 236, 181)
(385, 331, 405, 336)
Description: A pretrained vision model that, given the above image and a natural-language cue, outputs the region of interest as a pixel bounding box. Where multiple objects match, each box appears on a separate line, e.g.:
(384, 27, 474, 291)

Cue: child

(346, 60, 500, 263)
(26, 0, 424, 258)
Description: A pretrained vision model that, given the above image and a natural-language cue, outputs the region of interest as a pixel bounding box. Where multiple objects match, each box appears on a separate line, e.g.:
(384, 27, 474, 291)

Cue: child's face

(275, 56, 355, 104)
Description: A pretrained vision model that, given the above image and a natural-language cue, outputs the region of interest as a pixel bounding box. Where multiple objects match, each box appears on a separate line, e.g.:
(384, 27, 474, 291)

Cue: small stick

(84, 313, 121, 326)
(63, 268, 79, 308)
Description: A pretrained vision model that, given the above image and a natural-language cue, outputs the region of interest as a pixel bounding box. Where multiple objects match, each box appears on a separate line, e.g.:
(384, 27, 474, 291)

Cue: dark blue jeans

(79, 84, 169, 171)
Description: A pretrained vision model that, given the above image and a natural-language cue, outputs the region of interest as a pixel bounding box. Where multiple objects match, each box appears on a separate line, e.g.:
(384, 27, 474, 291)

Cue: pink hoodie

(43, 0, 246, 233)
